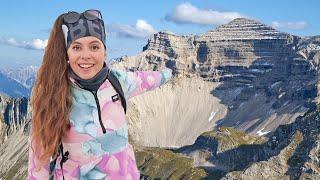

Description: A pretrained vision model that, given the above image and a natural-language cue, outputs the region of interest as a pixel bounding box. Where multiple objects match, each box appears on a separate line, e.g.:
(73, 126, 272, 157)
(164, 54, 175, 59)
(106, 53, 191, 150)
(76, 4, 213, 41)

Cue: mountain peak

(216, 18, 274, 31)
(225, 18, 267, 26)
(201, 18, 290, 41)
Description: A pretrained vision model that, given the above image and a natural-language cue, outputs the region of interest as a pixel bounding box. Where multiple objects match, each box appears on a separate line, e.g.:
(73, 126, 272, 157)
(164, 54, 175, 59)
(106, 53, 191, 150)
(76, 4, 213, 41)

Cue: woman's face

(67, 36, 106, 80)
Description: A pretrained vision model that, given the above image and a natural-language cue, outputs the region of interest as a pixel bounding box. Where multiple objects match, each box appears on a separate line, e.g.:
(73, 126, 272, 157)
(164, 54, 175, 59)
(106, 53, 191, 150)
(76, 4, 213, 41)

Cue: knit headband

(61, 10, 106, 50)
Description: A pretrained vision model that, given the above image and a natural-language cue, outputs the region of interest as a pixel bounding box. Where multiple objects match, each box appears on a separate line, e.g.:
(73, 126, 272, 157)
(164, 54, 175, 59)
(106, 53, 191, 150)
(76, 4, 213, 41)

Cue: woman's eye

(92, 45, 100, 50)
(72, 46, 81, 51)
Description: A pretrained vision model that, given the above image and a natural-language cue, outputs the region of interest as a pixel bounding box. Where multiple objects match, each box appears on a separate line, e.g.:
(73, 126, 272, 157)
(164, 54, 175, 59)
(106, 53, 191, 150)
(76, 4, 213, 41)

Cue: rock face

(165, 106, 319, 179)
(125, 77, 228, 147)
(0, 94, 30, 180)
(134, 145, 207, 179)
(114, 18, 318, 144)
(0, 93, 30, 126)
(222, 107, 320, 179)
(0, 120, 29, 180)
(195, 18, 298, 81)
(140, 18, 301, 80)
(171, 127, 266, 171)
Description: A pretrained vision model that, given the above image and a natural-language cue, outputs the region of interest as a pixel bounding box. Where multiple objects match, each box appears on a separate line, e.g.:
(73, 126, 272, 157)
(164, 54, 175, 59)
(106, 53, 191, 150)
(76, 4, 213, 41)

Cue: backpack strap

(108, 69, 127, 114)
(59, 143, 69, 180)
(49, 142, 69, 180)
(49, 154, 57, 180)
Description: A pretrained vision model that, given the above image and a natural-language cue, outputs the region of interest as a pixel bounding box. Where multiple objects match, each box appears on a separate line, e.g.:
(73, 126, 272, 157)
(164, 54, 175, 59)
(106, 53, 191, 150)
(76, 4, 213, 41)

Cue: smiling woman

(67, 37, 106, 80)
(28, 9, 172, 180)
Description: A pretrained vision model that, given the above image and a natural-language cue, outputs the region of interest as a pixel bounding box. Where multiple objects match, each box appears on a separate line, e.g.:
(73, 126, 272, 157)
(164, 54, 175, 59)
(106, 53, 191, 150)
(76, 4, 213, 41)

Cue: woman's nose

(79, 49, 92, 59)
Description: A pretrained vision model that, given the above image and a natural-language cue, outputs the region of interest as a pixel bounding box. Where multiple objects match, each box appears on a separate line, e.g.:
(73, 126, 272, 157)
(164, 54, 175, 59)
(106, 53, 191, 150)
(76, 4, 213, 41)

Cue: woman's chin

(76, 69, 97, 80)
(79, 74, 94, 80)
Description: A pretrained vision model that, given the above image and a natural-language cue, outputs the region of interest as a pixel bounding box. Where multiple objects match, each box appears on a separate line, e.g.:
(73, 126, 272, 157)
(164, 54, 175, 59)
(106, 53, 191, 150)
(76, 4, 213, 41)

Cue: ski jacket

(28, 68, 172, 180)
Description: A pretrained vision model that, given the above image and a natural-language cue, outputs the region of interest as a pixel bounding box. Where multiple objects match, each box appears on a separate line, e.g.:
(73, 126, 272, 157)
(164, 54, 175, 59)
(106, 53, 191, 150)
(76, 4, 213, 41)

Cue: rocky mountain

(0, 18, 319, 179)
(0, 93, 30, 143)
(112, 18, 320, 178)
(222, 107, 320, 179)
(115, 18, 318, 143)
(164, 106, 319, 179)
(0, 93, 30, 179)
(297, 35, 320, 70)
(0, 117, 29, 180)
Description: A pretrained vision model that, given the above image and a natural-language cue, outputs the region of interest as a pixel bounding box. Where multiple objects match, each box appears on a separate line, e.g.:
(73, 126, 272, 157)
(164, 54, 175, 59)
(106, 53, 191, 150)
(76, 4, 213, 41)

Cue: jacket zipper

(90, 90, 107, 134)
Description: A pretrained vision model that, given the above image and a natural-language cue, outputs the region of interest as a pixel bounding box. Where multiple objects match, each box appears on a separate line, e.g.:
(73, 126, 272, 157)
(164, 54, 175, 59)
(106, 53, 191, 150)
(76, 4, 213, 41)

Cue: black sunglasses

(62, 9, 103, 24)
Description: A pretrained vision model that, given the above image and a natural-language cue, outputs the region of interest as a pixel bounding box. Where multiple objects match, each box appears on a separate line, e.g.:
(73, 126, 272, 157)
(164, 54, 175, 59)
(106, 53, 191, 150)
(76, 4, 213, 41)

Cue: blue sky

(0, 0, 319, 69)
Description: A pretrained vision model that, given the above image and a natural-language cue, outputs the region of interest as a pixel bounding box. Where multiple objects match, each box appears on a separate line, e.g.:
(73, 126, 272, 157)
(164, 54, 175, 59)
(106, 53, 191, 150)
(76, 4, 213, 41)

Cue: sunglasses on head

(62, 9, 103, 24)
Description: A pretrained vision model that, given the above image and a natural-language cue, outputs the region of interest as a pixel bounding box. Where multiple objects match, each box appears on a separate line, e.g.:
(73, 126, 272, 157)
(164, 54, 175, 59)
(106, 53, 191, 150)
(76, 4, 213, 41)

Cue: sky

(0, 0, 319, 69)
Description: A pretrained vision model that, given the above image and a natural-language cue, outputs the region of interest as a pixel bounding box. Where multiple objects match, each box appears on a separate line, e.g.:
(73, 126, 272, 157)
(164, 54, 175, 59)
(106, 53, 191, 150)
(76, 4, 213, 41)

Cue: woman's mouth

(78, 63, 95, 69)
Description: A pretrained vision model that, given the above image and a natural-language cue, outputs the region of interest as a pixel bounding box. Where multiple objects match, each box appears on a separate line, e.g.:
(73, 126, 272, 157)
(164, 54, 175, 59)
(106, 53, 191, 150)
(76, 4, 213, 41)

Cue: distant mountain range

(0, 65, 38, 97)
(0, 71, 30, 97)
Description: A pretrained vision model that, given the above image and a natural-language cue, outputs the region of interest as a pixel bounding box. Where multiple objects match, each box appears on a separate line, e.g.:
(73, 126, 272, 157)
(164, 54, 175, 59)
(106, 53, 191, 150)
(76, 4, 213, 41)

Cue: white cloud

(271, 21, 307, 30)
(0, 37, 48, 50)
(165, 2, 246, 25)
(107, 19, 157, 39)
(32, 39, 48, 49)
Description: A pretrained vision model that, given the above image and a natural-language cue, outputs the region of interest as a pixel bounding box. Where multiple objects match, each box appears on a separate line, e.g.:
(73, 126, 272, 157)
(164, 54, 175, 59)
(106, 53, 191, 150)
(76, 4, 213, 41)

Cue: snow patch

(257, 128, 270, 136)
(270, 81, 281, 88)
(208, 111, 217, 122)
(250, 69, 265, 73)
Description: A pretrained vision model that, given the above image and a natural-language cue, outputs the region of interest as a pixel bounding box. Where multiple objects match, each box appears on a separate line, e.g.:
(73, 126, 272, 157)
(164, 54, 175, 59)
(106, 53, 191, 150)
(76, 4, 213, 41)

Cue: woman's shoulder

(109, 67, 125, 75)
(109, 68, 128, 81)
(109, 68, 137, 89)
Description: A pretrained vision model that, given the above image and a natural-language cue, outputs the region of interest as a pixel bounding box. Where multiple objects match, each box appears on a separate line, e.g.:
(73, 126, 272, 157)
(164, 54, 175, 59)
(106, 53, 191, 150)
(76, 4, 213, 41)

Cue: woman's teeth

(79, 64, 94, 69)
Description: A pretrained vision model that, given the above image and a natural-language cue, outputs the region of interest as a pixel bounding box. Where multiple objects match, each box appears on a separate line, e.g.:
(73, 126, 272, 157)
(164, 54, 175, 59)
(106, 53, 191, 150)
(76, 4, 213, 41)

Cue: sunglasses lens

(84, 10, 102, 20)
(63, 12, 80, 23)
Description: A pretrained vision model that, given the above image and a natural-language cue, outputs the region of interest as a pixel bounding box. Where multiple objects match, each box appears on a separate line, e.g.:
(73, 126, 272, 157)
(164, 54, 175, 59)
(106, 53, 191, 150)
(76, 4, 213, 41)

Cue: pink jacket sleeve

(28, 137, 50, 180)
(111, 68, 173, 100)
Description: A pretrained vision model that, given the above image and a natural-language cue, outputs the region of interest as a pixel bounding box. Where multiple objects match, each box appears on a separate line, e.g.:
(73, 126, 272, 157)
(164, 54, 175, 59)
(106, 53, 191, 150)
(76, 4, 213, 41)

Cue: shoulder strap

(59, 143, 69, 180)
(108, 70, 127, 114)
(49, 142, 68, 180)
(49, 155, 57, 179)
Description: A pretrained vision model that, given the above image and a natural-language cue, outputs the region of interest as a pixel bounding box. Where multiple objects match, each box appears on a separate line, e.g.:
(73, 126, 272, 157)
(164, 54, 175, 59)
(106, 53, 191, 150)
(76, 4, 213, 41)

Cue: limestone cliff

(0, 93, 30, 144)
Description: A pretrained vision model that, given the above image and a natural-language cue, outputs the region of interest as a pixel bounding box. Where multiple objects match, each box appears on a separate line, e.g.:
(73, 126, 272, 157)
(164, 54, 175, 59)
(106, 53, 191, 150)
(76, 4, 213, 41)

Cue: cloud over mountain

(165, 2, 246, 25)
(107, 19, 157, 39)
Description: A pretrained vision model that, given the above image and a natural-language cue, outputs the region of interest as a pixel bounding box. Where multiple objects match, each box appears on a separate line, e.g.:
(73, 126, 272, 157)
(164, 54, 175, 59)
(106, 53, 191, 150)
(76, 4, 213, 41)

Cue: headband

(61, 10, 106, 49)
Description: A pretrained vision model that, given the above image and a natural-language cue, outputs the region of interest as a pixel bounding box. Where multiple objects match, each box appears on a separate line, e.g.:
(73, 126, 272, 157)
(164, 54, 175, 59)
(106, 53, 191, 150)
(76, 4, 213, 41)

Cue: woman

(28, 9, 172, 180)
